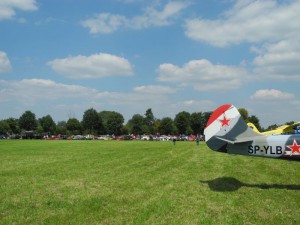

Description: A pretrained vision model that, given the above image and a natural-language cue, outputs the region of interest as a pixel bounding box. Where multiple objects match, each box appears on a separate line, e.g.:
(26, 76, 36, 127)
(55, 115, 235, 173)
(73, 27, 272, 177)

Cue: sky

(0, 0, 300, 128)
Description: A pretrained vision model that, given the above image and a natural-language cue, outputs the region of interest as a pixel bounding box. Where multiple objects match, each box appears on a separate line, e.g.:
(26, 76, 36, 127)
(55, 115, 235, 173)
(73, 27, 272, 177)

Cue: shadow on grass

(200, 177, 300, 192)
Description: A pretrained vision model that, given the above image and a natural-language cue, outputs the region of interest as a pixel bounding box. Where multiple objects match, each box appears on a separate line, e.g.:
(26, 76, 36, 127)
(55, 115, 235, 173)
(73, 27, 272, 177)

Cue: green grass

(1, 140, 300, 225)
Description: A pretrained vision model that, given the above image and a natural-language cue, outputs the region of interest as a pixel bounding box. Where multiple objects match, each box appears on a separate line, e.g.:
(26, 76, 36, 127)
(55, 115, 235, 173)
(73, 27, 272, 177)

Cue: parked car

(178, 135, 188, 141)
(141, 135, 150, 140)
(104, 135, 113, 140)
(189, 135, 196, 141)
(84, 134, 94, 140)
(159, 135, 170, 141)
(73, 135, 84, 140)
(8, 134, 20, 139)
(115, 136, 124, 141)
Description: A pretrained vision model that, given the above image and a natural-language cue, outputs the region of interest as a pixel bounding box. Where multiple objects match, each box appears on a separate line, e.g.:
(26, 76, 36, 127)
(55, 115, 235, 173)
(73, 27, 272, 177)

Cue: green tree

(144, 108, 155, 134)
(121, 125, 130, 135)
(174, 111, 191, 134)
(99, 111, 124, 135)
(238, 108, 249, 122)
(98, 111, 111, 133)
(19, 110, 37, 131)
(106, 112, 124, 135)
(4, 118, 20, 134)
(266, 124, 278, 131)
(56, 121, 67, 135)
(66, 118, 82, 135)
(0, 120, 11, 135)
(248, 115, 262, 131)
(36, 124, 44, 134)
(159, 117, 175, 135)
(39, 115, 56, 134)
(153, 119, 160, 134)
(140, 125, 150, 134)
(285, 121, 295, 125)
(127, 114, 145, 134)
(200, 111, 212, 134)
(82, 108, 102, 134)
(190, 112, 202, 135)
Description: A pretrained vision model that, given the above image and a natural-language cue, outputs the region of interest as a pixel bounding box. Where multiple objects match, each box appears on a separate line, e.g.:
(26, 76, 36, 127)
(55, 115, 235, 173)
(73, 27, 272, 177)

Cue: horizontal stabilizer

(216, 136, 253, 144)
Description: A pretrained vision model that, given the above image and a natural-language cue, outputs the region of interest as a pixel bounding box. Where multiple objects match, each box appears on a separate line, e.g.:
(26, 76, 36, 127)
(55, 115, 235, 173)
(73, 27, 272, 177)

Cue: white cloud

(0, 79, 101, 105)
(0, 79, 112, 120)
(130, 1, 190, 28)
(250, 89, 294, 101)
(133, 85, 176, 94)
(0, 51, 11, 73)
(253, 38, 300, 80)
(0, 79, 171, 106)
(248, 89, 300, 127)
(0, 0, 37, 21)
(157, 59, 249, 91)
(0, 79, 174, 120)
(0, 79, 173, 107)
(183, 0, 300, 83)
(2, 84, 114, 120)
(170, 100, 216, 113)
(0, 78, 223, 122)
(81, 13, 127, 34)
(47, 53, 134, 79)
(82, 1, 190, 34)
(184, 0, 300, 47)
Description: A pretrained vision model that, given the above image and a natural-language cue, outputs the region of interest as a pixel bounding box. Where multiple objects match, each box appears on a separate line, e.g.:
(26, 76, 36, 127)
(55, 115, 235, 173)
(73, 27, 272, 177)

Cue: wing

(282, 122, 300, 133)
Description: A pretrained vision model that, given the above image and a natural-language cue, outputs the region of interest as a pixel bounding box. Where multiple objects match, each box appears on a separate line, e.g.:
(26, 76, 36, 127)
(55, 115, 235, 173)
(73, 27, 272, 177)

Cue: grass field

(1, 140, 300, 225)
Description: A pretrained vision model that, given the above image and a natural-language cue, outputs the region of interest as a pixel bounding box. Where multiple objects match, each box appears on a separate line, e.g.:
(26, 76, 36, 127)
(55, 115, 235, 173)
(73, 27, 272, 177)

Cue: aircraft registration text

(248, 145, 283, 155)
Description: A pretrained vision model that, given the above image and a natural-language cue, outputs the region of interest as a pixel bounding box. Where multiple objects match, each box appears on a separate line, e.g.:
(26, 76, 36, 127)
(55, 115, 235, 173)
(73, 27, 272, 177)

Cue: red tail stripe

(205, 104, 232, 128)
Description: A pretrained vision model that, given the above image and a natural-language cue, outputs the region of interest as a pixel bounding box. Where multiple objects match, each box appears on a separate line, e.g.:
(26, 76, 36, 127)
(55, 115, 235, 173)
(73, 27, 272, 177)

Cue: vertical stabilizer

(204, 104, 260, 152)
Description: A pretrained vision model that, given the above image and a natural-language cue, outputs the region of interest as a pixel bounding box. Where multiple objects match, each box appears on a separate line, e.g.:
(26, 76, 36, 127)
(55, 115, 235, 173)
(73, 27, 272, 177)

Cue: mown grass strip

(0, 140, 299, 224)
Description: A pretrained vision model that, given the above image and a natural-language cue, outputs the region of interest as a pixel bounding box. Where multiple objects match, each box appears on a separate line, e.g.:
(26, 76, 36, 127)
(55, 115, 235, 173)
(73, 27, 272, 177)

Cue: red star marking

(218, 114, 232, 128)
(286, 139, 300, 156)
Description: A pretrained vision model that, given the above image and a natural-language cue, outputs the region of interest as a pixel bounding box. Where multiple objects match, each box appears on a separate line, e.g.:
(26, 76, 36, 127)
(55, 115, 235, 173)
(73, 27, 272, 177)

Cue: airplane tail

(204, 104, 261, 153)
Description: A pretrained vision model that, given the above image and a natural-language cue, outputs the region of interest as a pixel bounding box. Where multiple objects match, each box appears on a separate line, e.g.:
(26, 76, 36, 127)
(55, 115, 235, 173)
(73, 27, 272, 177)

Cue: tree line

(0, 107, 263, 137)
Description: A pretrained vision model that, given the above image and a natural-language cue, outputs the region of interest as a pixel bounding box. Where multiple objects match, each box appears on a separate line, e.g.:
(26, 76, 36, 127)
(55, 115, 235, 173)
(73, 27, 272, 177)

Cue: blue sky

(0, 0, 300, 128)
